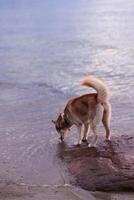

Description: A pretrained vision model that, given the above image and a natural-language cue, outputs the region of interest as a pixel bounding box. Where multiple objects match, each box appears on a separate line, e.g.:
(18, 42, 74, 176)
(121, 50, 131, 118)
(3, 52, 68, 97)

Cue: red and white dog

(52, 76, 111, 147)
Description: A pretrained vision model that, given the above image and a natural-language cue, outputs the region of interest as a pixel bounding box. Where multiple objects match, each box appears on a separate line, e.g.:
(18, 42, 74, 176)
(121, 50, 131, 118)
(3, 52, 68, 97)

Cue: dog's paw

(105, 137, 111, 142)
(74, 141, 82, 146)
(82, 139, 88, 143)
(88, 144, 96, 148)
(59, 140, 64, 144)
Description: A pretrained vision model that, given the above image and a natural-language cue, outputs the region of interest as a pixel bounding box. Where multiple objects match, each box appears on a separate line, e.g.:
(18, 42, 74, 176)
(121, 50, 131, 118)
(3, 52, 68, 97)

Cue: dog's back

(64, 93, 104, 125)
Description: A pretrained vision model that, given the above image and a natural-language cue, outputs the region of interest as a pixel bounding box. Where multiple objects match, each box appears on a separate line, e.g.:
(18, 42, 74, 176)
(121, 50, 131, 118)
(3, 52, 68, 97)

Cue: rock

(57, 135, 134, 192)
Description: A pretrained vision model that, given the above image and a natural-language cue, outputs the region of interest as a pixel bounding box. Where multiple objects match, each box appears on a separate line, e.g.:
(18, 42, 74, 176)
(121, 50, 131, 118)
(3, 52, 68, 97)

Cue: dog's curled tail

(81, 76, 111, 104)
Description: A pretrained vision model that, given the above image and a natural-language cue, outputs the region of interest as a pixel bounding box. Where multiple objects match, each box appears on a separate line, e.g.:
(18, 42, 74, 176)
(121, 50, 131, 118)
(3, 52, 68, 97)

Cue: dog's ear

(52, 120, 56, 124)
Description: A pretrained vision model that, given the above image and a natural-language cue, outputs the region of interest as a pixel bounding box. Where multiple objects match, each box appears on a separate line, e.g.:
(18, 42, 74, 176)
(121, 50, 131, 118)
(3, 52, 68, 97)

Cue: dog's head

(52, 113, 71, 142)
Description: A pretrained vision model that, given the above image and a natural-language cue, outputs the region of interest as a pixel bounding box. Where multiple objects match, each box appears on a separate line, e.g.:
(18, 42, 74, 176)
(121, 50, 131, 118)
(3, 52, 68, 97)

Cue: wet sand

(0, 184, 134, 200)
(0, 83, 134, 199)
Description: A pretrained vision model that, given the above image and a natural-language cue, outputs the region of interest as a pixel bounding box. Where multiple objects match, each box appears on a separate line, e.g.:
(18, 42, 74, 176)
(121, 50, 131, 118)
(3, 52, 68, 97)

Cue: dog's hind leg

(102, 102, 111, 140)
(88, 126, 98, 147)
(82, 123, 90, 143)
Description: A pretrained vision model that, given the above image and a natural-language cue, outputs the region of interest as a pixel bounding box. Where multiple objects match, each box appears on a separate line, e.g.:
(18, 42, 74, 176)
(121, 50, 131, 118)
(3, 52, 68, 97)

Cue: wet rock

(57, 135, 134, 191)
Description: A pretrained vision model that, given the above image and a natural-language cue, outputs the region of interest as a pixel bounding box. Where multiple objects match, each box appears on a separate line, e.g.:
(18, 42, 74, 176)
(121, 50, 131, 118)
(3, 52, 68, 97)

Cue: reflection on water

(0, 0, 134, 134)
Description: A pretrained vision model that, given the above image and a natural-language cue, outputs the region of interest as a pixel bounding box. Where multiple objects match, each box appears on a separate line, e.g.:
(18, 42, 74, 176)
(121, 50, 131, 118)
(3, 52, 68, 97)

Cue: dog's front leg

(82, 123, 90, 142)
(77, 125, 83, 145)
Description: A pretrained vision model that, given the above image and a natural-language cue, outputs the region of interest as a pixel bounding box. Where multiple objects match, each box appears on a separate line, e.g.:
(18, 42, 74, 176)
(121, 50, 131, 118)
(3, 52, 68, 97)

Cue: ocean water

(0, 0, 134, 134)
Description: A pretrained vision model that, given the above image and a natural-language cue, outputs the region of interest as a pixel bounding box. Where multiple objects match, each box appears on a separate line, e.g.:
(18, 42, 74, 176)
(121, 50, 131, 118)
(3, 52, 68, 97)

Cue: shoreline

(0, 183, 134, 200)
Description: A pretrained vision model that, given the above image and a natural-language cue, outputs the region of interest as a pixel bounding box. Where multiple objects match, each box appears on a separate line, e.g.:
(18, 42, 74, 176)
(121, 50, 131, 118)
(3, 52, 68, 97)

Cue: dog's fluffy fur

(52, 76, 111, 147)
